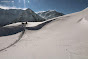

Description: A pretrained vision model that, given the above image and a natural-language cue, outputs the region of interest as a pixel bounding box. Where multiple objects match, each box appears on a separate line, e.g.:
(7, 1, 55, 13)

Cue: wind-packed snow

(0, 8, 88, 59)
(37, 10, 64, 19)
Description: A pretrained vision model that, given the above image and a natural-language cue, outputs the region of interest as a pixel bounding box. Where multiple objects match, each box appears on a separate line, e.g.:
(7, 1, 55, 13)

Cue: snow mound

(78, 18, 88, 24)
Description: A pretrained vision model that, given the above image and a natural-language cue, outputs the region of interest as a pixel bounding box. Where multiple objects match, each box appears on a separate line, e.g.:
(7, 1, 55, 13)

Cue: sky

(0, 0, 88, 14)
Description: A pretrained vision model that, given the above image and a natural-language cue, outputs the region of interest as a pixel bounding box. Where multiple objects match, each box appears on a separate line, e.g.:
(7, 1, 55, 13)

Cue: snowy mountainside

(0, 8, 88, 59)
(0, 8, 45, 26)
(37, 10, 64, 19)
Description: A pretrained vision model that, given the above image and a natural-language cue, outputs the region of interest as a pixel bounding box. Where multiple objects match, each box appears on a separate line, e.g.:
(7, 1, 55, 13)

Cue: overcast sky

(0, 0, 88, 14)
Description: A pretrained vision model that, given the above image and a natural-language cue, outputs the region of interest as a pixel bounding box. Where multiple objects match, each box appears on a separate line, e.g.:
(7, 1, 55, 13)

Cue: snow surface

(0, 8, 88, 59)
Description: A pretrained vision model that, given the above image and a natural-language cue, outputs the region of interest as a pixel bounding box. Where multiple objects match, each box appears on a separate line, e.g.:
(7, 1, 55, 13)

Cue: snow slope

(37, 10, 64, 19)
(0, 8, 45, 26)
(0, 8, 88, 59)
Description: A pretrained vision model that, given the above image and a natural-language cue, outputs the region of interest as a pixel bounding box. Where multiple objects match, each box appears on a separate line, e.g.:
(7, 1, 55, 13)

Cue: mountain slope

(37, 10, 64, 19)
(0, 8, 88, 59)
(0, 8, 45, 26)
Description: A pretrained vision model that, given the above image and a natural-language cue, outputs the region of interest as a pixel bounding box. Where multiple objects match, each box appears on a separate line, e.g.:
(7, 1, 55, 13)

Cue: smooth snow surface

(0, 8, 88, 59)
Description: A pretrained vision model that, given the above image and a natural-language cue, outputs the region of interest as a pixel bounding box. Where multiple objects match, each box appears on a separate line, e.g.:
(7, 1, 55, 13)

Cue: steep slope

(37, 10, 64, 19)
(0, 8, 88, 59)
(0, 8, 45, 26)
